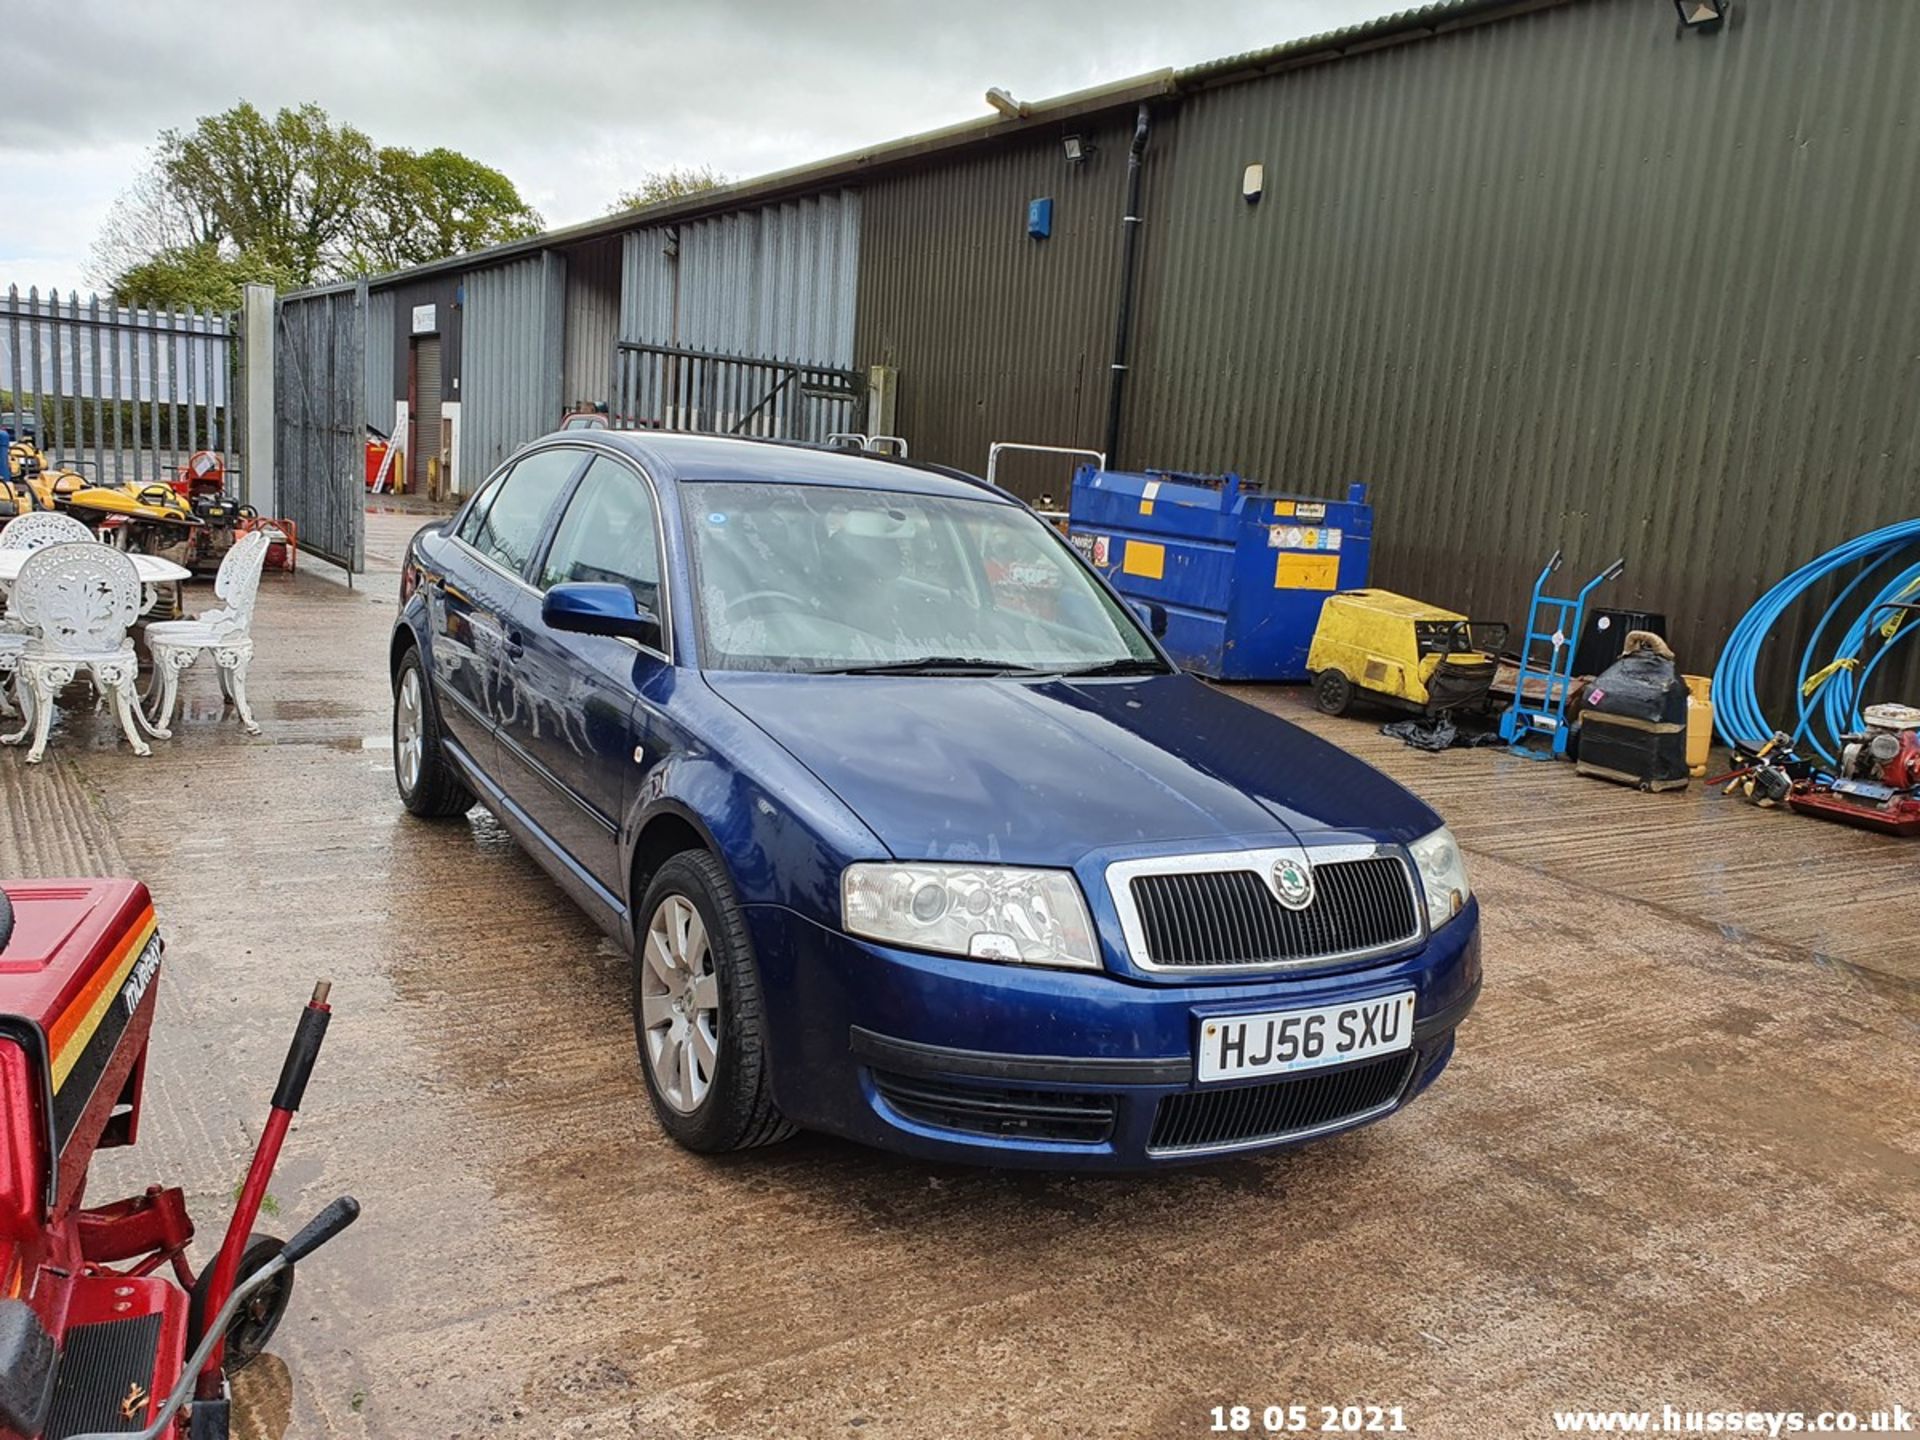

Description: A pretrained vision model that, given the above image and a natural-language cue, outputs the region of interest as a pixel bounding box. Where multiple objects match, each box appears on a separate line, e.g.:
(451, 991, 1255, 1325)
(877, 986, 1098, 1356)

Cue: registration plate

(1198, 991, 1417, 1083)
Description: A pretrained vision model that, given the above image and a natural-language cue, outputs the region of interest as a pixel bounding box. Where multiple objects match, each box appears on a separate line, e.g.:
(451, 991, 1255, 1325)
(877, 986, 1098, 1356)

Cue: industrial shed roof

(343, 0, 1569, 296)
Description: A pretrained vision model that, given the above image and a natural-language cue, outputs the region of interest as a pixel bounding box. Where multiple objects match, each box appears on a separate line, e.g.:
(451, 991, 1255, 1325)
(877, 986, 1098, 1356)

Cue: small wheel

(633, 851, 795, 1153)
(1314, 668, 1355, 716)
(188, 1233, 292, 1373)
(393, 647, 474, 818)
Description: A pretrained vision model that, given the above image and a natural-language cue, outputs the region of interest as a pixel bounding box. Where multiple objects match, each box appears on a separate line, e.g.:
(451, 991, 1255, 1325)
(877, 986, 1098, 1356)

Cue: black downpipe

(1104, 103, 1152, 467)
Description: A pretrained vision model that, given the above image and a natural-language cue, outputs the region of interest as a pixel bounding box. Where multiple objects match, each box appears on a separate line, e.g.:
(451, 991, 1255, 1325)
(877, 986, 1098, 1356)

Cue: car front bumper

(746, 900, 1481, 1171)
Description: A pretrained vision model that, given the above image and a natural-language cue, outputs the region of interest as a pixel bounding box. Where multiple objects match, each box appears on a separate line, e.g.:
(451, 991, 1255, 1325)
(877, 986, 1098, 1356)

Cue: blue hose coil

(1711, 519, 1920, 763)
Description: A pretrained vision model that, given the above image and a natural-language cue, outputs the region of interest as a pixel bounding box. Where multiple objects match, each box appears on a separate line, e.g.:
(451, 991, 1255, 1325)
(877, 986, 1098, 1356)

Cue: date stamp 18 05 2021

(1208, 1404, 1411, 1435)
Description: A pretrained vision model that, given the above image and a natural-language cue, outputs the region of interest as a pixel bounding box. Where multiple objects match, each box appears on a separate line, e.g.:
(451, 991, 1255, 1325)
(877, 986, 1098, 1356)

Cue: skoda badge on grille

(1270, 856, 1315, 910)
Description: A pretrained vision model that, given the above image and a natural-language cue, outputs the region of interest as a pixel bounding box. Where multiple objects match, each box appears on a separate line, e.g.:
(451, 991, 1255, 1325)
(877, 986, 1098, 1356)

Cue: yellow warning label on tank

(1122, 540, 1165, 580)
(1275, 553, 1339, 590)
(1274, 501, 1296, 517)
(1138, 479, 1161, 517)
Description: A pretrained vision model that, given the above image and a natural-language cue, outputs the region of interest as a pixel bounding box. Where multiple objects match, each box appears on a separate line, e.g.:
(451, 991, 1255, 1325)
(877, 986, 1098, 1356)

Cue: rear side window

(462, 448, 582, 576)
(538, 457, 663, 622)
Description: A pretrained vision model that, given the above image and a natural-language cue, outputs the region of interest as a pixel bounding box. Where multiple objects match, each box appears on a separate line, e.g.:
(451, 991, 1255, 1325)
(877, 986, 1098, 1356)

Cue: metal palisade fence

(0, 285, 232, 487)
(611, 340, 866, 442)
(274, 281, 367, 575)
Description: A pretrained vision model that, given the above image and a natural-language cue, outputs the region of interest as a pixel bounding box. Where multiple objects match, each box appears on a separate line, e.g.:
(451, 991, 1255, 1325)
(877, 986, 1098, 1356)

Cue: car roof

(550, 430, 1012, 503)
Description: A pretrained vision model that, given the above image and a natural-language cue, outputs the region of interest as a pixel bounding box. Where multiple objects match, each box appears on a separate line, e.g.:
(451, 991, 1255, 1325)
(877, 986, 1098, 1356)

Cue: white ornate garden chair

(143, 527, 273, 736)
(0, 542, 158, 764)
(0, 596, 23, 721)
(0, 511, 95, 552)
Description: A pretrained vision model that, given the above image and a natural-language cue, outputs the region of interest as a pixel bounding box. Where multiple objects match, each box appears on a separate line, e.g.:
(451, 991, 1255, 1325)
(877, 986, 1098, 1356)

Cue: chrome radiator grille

(1121, 853, 1420, 971)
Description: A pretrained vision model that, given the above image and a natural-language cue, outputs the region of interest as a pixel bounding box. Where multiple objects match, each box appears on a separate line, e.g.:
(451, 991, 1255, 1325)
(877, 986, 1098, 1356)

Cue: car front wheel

(634, 851, 794, 1153)
(393, 648, 474, 819)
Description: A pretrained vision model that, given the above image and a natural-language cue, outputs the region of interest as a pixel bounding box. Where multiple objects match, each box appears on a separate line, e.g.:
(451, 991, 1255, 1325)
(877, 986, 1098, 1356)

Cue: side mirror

(1129, 598, 1169, 638)
(543, 582, 663, 650)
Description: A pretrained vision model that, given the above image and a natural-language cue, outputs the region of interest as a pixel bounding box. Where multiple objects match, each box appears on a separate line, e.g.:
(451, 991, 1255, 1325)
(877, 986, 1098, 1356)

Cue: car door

(498, 453, 672, 891)
(432, 447, 587, 777)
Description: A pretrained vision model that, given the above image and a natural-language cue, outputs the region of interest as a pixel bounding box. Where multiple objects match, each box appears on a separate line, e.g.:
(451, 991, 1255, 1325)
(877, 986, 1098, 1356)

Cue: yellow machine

(1306, 589, 1508, 717)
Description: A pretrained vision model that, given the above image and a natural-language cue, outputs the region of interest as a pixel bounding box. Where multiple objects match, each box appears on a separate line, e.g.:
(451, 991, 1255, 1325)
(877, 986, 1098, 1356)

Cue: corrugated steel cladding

(856, 120, 1133, 501)
(619, 191, 860, 363)
(364, 0, 1919, 689)
(561, 237, 621, 409)
(856, 0, 1920, 684)
(364, 287, 394, 432)
(460, 255, 564, 486)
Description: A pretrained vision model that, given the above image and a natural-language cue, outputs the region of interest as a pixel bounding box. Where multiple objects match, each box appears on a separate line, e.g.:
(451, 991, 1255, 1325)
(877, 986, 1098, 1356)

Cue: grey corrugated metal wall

(1122, 0, 1920, 684)
(561, 237, 621, 410)
(619, 191, 860, 365)
(855, 117, 1136, 501)
(364, 288, 394, 434)
(460, 254, 564, 490)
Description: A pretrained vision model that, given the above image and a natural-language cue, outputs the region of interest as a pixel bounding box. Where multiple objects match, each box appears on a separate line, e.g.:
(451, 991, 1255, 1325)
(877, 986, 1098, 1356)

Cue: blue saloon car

(390, 432, 1480, 1168)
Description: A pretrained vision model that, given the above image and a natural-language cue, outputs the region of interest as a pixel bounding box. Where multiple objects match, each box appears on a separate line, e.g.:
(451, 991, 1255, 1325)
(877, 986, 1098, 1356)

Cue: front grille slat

(871, 1071, 1116, 1144)
(1129, 856, 1419, 970)
(1148, 1052, 1416, 1154)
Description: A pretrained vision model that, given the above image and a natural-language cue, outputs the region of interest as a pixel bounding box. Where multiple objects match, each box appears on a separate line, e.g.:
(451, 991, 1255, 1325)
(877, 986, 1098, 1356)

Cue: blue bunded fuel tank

(1068, 468, 1373, 681)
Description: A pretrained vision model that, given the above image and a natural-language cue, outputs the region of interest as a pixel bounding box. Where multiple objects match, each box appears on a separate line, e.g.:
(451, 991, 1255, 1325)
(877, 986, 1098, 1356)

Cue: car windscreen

(682, 481, 1163, 675)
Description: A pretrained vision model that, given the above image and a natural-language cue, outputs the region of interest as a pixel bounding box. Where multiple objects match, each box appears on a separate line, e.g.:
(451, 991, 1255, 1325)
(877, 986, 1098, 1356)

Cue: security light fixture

(986, 87, 1028, 120)
(1063, 134, 1095, 164)
(1674, 0, 1727, 29)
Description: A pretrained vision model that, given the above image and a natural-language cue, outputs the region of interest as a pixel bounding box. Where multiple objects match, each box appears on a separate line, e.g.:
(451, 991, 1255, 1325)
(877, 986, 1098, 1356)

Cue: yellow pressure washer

(1306, 589, 1509, 717)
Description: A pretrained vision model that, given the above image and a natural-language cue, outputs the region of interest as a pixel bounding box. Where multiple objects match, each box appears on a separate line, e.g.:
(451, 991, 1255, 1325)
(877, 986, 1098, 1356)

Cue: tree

(85, 164, 215, 294)
(160, 102, 376, 283)
(111, 241, 297, 313)
(607, 165, 732, 214)
(354, 147, 543, 273)
(95, 101, 544, 302)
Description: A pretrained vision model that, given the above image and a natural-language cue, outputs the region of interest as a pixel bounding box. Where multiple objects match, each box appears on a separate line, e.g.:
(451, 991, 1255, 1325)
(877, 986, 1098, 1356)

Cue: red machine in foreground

(0, 881, 358, 1439)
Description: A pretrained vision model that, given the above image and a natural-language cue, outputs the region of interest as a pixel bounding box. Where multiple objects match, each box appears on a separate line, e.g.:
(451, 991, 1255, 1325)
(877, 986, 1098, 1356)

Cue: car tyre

(393, 648, 474, 819)
(634, 851, 795, 1153)
(1313, 667, 1355, 716)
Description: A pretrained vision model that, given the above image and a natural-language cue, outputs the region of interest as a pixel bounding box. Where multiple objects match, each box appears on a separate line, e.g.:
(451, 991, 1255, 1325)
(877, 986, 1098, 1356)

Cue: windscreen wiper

(814, 656, 1048, 677)
(1052, 657, 1171, 678)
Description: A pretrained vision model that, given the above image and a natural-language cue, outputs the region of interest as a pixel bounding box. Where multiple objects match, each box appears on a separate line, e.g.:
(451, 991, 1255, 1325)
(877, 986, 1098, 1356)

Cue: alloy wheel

(640, 894, 722, 1113)
(395, 666, 425, 796)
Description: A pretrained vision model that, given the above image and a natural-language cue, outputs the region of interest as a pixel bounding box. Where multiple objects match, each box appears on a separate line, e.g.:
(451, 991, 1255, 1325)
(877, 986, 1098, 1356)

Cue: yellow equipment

(1306, 589, 1508, 717)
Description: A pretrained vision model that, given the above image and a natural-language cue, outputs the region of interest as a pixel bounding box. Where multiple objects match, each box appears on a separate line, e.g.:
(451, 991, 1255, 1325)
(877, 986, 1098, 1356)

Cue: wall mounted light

(1674, 0, 1728, 30)
(1243, 163, 1265, 204)
(1063, 134, 1096, 164)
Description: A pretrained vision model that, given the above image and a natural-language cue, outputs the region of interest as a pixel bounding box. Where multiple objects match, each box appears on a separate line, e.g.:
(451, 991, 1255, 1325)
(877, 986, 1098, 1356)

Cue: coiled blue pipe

(1711, 519, 1920, 763)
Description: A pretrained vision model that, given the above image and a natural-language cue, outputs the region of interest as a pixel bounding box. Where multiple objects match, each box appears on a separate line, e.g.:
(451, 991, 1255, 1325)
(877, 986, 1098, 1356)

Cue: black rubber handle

(270, 1002, 331, 1113)
(281, 1195, 359, 1265)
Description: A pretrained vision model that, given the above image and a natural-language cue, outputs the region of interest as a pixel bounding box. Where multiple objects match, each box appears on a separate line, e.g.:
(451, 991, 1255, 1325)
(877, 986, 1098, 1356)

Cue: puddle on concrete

(266, 698, 358, 721)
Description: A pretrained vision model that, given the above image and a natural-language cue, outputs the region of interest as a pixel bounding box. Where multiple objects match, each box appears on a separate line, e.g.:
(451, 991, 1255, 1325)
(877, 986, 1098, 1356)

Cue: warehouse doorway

(410, 335, 443, 498)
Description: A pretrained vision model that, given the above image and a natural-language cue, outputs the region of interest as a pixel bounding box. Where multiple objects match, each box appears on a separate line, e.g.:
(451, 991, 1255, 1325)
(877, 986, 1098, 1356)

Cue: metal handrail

(985, 442, 1106, 492)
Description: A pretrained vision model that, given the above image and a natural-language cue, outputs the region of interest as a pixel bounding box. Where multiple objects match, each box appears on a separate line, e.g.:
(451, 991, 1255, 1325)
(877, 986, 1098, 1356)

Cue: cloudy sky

(3, 0, 1386, 296)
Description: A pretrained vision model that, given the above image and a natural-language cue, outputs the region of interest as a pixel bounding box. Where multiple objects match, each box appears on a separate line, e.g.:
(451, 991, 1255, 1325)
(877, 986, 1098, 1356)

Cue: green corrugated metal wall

(1125, 0, 1920, 682)
(855, 116, 1137, 502)
(857, 0, 1920, 692)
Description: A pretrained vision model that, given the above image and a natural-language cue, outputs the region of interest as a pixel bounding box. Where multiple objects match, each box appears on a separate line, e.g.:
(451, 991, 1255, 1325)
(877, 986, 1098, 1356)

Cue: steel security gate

(275, 282, 367, 573)
(610, 341, 865, 443)
(0, 286, 231, 486)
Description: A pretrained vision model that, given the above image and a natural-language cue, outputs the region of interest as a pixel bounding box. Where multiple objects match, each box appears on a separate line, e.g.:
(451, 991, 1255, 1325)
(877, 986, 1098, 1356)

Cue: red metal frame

(1, 882, 335, 1436)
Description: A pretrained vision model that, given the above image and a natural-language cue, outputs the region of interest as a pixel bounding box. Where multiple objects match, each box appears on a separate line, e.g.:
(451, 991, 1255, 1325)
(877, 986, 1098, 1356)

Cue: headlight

(841, 862, 1101, 970)
(1407, 825, 1471, 931)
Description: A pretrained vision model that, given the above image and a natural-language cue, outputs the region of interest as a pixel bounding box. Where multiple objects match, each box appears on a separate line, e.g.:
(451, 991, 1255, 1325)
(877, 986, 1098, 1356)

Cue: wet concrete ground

(0, 504, 1914, 1439)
